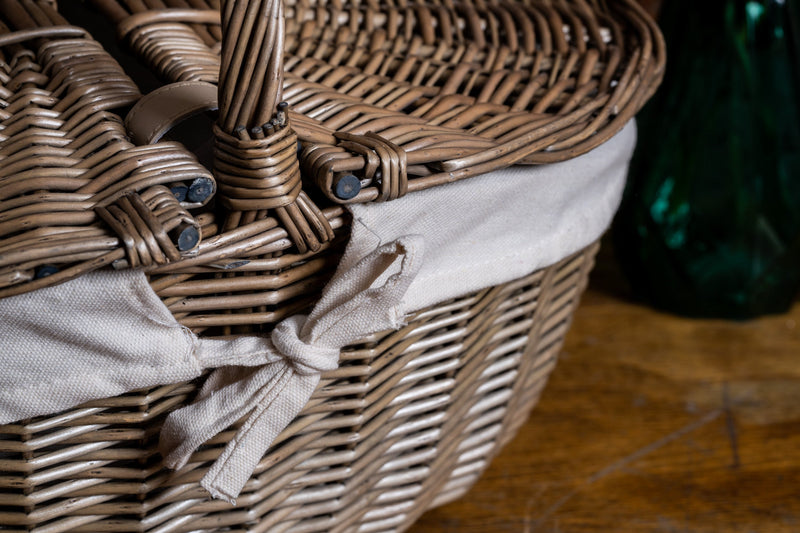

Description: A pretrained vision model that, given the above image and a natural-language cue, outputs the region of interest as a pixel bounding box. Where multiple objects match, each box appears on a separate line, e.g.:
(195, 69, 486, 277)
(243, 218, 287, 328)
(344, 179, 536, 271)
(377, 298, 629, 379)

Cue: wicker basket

(0, 0, 663, 531)
(0, 244, 596, 532)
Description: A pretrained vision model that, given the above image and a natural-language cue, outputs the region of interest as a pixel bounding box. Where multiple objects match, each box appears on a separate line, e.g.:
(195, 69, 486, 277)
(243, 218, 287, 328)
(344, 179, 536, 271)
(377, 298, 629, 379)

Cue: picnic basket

(0, 0, 664, 531)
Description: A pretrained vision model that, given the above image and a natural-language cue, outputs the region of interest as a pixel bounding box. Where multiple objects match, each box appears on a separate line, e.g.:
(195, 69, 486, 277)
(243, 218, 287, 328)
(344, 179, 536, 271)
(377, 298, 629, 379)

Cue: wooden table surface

(411, 244, 800, 532)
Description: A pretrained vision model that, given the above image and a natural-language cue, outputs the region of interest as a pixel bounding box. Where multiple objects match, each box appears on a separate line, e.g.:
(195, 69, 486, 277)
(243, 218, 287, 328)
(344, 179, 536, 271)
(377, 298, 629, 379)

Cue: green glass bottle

(613, 0, 800, 318)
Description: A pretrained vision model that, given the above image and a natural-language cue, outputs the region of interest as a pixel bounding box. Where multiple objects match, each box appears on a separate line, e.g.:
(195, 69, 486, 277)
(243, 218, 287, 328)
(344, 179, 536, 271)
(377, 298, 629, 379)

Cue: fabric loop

(159, 235, 424, 502)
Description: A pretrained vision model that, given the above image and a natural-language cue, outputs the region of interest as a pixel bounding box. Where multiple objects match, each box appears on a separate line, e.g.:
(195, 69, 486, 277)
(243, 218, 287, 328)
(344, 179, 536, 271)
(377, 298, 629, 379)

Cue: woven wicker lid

(0, 0, 664, 329)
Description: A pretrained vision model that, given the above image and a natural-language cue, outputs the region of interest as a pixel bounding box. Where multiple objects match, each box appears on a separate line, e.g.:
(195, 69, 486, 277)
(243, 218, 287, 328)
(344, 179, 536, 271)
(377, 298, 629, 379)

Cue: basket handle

(213, 0, 334, 253)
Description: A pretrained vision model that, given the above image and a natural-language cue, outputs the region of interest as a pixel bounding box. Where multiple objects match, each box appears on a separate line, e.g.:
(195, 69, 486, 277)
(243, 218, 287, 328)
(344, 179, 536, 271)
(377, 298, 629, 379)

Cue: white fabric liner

(0, 121, 635, 501)
(344, 121, 636, 313)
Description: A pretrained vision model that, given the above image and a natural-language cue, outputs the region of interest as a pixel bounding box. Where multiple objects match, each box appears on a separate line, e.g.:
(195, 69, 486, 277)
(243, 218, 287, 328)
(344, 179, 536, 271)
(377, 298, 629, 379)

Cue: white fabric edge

(0, 120, 636, 427)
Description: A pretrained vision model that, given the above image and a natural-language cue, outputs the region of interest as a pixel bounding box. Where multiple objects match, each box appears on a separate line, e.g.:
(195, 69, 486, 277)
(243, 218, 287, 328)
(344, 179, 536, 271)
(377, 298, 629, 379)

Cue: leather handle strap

(125, 81, 218, 145)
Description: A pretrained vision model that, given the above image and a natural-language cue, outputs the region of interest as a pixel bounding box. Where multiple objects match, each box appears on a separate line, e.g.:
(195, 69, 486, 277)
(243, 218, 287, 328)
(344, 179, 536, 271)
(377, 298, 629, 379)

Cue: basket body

(0, 0, 663, 529)
(0, 244, 596, 533)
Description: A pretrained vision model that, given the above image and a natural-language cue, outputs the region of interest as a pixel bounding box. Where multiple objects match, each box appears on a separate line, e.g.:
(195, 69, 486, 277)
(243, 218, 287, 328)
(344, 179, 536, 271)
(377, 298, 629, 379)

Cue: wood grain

(412, 243, 800, 532)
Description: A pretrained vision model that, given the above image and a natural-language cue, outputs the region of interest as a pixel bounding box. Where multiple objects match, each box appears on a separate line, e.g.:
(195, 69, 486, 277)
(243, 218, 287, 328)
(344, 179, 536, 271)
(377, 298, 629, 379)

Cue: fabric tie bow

(159, 236, 423, 503)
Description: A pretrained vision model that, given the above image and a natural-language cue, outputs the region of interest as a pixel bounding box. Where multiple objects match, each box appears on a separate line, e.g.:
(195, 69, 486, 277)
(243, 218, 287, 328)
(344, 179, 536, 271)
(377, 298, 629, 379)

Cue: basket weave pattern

(0, 245, 596, 532)
(0, 2, 215, 299)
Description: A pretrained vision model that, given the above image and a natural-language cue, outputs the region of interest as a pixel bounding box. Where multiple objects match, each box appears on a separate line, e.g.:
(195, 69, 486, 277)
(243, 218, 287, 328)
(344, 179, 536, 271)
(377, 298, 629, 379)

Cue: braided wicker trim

(213, 122, 302, 211)
(95, 186, 201, 269)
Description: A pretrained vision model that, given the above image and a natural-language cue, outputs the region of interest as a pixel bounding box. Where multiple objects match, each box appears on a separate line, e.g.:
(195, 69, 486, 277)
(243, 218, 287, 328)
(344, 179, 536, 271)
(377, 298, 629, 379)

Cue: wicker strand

(95, 185, 201, 269)
(0, 9, 211, 297)
(215, 0, 333, 254)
